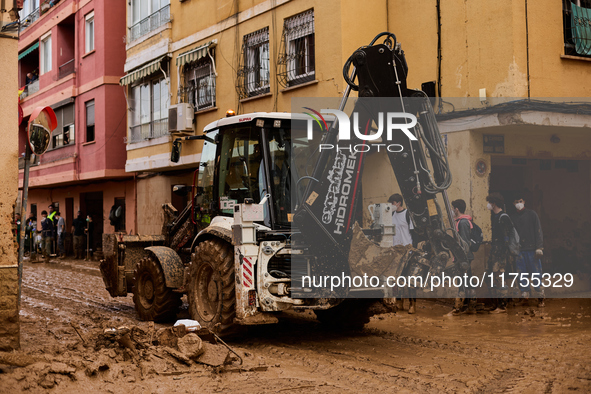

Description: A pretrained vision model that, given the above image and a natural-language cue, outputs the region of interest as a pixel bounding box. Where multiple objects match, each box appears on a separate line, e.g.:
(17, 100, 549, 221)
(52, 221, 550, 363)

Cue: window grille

(181, 54, 216, 111)
(563, 0, 591, 56)
(237, 27, 270, 98)
(277, 9, 315, 88)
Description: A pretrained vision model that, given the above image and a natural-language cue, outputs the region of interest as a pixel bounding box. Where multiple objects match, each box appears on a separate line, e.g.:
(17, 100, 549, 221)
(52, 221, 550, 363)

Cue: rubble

(177, 333, 204, 360)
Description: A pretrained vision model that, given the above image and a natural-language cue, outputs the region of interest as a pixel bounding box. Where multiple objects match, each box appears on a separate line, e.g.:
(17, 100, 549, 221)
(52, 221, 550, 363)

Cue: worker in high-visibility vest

(47, 204, 57, 256)
(40, 210, 54, 263)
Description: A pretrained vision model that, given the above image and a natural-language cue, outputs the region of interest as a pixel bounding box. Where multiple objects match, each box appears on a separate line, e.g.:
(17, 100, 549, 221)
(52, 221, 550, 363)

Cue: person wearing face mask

(511, 193, 545, 307)
(486, 192, 516, 313)
(388, 193, 417, 314)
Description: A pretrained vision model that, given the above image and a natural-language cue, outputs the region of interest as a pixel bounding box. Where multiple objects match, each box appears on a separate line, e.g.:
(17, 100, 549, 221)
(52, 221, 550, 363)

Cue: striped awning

(18, 42, 39, 61)
(176, 40, 217, 67)
(119, 55, 169, 86)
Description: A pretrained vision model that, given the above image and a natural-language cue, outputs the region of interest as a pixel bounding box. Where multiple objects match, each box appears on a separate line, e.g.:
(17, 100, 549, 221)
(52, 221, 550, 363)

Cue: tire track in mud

(16, 261, 591, 393)
(21, 263, 138, 325)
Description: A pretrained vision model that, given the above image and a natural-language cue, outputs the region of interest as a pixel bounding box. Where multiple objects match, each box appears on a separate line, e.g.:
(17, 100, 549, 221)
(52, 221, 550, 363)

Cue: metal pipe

(17, 144, 32, 311)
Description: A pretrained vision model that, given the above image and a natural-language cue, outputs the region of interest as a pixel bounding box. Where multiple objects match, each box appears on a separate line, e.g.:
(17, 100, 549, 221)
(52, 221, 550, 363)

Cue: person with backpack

(388, 193, 417, 314)
(511, 193, 545, 307)
(486, 192, 519, 314)
(450, 199, 480, 315)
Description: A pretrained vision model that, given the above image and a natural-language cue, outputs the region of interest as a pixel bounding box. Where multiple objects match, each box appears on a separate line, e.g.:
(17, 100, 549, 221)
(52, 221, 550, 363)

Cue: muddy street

(1, 258, 591, 393)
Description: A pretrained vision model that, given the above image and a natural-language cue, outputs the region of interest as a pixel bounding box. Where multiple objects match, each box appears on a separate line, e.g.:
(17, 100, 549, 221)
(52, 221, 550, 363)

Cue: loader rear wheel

(314, 299, 378, 330)
(132, 256, 181, 322)
(188, 239, 237, 336)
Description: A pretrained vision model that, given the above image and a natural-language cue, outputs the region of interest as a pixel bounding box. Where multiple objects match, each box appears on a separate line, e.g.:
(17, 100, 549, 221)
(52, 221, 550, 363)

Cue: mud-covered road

(1, 258, 591, 393)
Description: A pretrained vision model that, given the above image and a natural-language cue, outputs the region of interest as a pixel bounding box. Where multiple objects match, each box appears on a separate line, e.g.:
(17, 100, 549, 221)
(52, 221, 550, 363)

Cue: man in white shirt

(388, 193, 416, 314)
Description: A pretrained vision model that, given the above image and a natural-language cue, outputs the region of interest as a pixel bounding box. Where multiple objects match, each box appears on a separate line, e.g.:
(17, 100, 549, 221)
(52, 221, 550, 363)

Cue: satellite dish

(115, 206, 123, 218)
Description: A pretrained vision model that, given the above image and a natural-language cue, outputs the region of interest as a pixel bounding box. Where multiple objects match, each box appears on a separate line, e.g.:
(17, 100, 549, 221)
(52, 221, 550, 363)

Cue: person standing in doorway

(389, 193, 416, 314)
(85, 215, 95, 261)
(512, 193, 545, 307)
(55, 211, 65, 259)
(72, 211, 86, 259)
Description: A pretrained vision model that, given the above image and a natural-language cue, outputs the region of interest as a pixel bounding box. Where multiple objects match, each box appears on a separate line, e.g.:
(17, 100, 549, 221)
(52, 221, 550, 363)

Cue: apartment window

(277, 10, 315, 87)
(85, 12, 95, 53)
(185, 57, 216, 110)
(129, 0, 171, 42)
(563, 0, 591, 56)
(51, 104, 75, 149)
(40, 33, 52, 74)
(238, 28, 270, 98)
(129, 77, 169, 142)
(86, 100, 95, 142)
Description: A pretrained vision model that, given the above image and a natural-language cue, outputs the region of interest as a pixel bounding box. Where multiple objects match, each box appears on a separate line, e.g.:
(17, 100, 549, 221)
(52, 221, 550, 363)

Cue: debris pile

(0, 320, 265, 391)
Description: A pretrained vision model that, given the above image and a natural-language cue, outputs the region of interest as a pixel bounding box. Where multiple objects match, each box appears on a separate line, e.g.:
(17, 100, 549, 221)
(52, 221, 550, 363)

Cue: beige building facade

(121, 0, 591, 281)
(0, 5, 21, 350)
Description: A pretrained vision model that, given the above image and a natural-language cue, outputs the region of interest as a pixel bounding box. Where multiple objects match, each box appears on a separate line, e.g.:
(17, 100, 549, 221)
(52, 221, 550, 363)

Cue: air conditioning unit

(168, 103, 194, 132)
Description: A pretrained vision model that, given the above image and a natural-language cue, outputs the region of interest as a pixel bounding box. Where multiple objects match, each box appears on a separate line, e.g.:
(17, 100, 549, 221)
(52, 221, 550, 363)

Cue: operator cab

(193, 112, 327, 231)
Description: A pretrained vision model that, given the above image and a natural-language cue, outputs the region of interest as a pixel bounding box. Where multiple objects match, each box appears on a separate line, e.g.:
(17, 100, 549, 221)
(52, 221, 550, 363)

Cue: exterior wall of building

(17, 0, 131, 237)
(26, 179, 137, 244)
(122, 0, 591, 270)
(389, 0, 591, 99)
(0, 29, 20, 349)
(136, 173, 193, 234)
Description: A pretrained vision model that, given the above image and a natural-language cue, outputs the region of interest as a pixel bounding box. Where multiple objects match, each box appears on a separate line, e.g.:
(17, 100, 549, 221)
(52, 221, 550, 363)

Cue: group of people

(16, 206, 94, 262)
(387, 191, 544, 315)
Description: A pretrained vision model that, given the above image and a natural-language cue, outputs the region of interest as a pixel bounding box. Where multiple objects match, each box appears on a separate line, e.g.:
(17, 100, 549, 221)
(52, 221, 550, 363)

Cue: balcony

(18, 155, 40, 170)
(128, 5, 170, 43)
(129, 119, 168, 143)
(20, 79, 40, 100)
(58, 59, 75, 79)
(19, 8, 40, 33)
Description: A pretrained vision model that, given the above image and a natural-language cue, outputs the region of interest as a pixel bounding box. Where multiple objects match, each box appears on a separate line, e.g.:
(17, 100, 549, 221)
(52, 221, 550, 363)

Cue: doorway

(80, 191, 103, 252)
(490, 157, 591, 274)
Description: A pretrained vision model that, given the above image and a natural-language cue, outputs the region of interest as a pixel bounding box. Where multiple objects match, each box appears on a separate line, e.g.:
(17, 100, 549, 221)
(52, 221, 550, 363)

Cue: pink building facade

(18, 0, 135, 253)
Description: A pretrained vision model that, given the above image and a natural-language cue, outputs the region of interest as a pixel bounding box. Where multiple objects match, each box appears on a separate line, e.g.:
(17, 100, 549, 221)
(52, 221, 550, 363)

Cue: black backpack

(469, 221, 483, 252)
(459, 218, 483, 252)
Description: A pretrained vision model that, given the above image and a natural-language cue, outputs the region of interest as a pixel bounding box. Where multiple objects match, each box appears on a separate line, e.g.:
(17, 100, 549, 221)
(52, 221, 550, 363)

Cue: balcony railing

(129, 118, 169, 143)
(129, 5, 171, 43)
(20, 79, 40, 100)
(19, 8, 40, 33)
(18, 155, 40, 170)
(58, 59, 75, 79)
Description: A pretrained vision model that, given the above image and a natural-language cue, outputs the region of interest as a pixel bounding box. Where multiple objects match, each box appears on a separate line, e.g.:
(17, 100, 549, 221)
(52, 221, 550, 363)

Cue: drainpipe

(133, 173, 137, 235)
(436, 0, 442, 112)
(525, 0, 531, 98)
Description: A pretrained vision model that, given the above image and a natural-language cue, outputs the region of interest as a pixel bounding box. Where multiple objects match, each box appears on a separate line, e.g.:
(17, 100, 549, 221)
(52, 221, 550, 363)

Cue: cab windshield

(265, 119, 324, 227)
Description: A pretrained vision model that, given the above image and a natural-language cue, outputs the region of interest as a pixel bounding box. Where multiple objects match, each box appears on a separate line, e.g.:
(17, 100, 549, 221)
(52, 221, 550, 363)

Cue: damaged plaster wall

(0, 36, 20, 350)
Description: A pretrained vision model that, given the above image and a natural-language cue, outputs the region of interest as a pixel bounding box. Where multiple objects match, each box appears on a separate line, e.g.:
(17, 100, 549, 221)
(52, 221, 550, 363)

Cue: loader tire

(132, 256, 181, 322)
(314, 299, 376, 330)
(188, 239, 237, 336)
